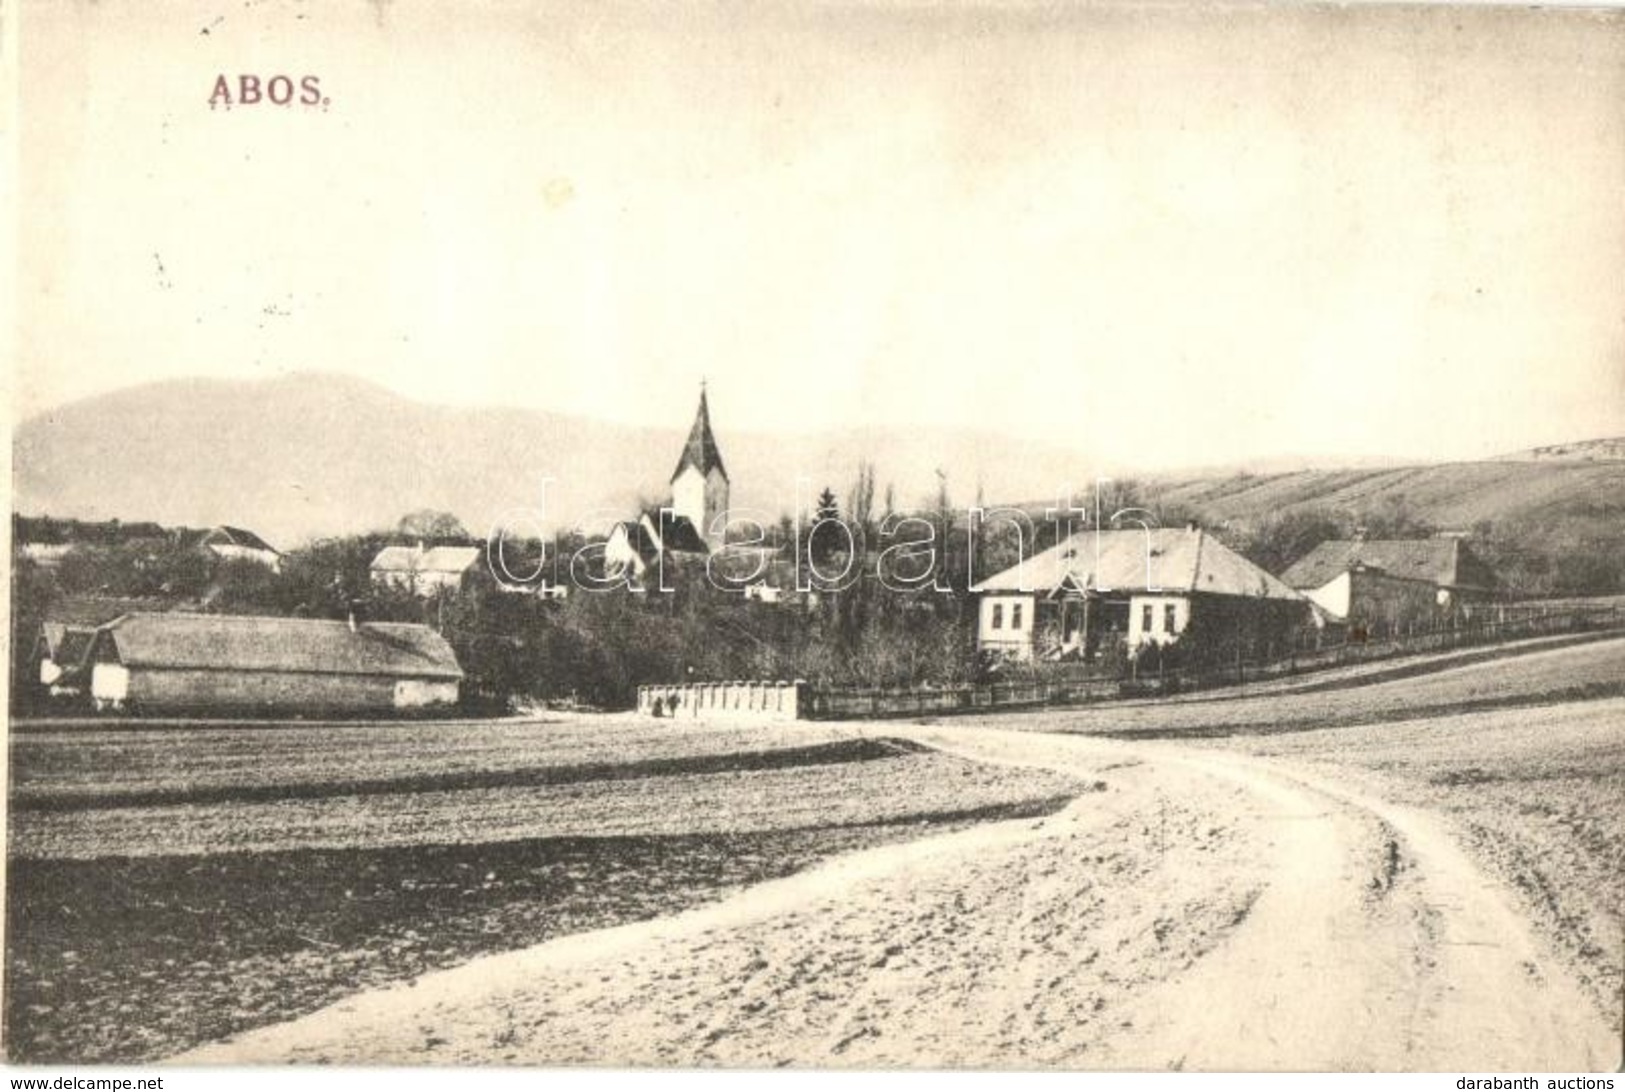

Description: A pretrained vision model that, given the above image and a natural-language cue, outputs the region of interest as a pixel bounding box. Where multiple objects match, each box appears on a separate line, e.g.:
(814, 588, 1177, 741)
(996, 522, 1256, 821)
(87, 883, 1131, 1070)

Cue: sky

(15, 0, 1625, 469)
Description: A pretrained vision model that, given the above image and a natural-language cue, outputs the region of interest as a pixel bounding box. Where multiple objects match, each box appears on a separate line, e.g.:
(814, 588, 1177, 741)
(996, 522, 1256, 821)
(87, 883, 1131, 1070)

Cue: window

(992, 603, 1004, 630)
(1012, 603, 1024, 630)
(1165, 604, 1178, 634)
(1142, 604, 1153, 633)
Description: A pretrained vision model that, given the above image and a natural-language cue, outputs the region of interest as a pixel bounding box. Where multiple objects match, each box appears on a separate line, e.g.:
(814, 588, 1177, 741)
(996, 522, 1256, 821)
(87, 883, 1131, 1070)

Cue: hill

(1493, 437, 1625, 463)
(1145, 460, 1625, 530)
(1134, 460, 1625, 597)
(999, 452, 1623, 598)
(12, 374, 1093, 548)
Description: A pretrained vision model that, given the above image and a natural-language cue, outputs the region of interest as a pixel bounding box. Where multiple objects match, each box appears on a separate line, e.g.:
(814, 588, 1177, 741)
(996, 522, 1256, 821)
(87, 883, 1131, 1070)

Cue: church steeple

(671, 382, 728, 484)
(669, 383, 730, 549)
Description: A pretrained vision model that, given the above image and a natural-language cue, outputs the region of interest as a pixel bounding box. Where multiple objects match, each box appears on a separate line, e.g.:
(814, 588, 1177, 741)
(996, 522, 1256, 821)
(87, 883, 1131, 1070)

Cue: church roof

(670, 388, 728, 484)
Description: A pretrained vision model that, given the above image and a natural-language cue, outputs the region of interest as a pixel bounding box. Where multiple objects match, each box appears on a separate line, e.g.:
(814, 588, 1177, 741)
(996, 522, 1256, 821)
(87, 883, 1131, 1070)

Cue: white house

(972, 525, 1309, 662)
(370, 544, 483, 595)
(193, 526, 282, 571)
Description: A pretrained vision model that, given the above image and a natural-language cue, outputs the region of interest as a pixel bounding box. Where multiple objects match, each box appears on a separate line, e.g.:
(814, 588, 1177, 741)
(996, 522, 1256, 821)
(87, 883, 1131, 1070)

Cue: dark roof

(39, 598, 176, 670)
(650, 511, 708, 555)
(91, 613, 463, 680)
(204, 526, 280, 553)
(16, 518, 279, 553)
(1281, 539, 1496, 592)
(612, 513, 709, 565)
(974, 528, 1304, 601)
(40, 624, 98, 664)
(670, 388, 728, 484)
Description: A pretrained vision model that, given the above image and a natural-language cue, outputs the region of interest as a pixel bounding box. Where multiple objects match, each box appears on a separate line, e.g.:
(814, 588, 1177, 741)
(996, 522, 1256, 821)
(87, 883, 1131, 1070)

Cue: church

(602, 385, 731, 581)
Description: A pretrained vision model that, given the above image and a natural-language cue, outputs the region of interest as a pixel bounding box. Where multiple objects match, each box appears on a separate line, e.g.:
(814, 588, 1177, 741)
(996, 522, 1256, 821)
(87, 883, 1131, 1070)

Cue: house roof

(370, 544, 483, 575)
(670, 388, 728, 484)
(200, 526, 280, 553)
(40, 596, 181, 663)
(40, 624, 98, 664)
(646, 511, 708, 554)
(610, 513, 710, 566)
(610, 521, 662, 565)
(1280, 539, 1495, 591)
(973, 527, 1304, 601)
(91, 612, 463, 680)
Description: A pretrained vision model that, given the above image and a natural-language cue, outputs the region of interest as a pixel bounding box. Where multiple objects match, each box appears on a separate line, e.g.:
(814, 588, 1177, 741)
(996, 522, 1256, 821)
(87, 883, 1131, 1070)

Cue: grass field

(5, 723, 1087, 1063)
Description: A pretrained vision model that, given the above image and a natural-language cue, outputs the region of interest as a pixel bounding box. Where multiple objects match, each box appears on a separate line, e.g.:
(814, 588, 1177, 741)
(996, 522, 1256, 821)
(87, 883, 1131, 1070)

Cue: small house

(370, 544, 483, 595)
(972, 525, 1310, 663)
(603, 510, 710, 583)
(190, 526, 282, 571)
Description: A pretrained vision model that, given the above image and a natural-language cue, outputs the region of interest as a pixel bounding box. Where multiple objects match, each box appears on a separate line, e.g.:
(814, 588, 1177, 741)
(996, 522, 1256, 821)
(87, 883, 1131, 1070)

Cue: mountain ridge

(15, 374, 1622, 550)
(12, 375, 1093, 547)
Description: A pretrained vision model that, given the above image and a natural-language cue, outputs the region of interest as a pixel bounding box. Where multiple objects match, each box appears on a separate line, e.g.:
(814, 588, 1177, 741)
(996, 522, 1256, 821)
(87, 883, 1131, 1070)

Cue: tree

(808, 486, 843, 567)
(814, 487, 839, 523)
(1242, 507, 1348, 575)
(396, 509, 471, 542)
(846, 462, 877, 541)
(10, 558, 56, 713)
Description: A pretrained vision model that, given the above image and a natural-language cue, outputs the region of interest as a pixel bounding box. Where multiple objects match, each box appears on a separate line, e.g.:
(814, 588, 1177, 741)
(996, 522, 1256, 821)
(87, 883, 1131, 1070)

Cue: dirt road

(174, 724, 1620, 1070)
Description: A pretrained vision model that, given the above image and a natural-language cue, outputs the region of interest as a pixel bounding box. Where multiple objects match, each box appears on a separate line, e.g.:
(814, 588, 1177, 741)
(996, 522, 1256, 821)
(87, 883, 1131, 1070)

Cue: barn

(1281, 536, 1499, 637)
(78, 612, 463, 713)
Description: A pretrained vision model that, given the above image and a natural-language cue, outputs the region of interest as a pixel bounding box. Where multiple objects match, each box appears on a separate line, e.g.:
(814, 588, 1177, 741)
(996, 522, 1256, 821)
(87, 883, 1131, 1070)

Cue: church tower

(670, 383, 730, 548)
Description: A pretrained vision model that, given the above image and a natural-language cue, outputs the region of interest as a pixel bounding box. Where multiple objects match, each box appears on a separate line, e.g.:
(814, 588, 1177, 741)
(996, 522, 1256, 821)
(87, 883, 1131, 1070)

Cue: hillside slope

(1149, 461, 1625, 529)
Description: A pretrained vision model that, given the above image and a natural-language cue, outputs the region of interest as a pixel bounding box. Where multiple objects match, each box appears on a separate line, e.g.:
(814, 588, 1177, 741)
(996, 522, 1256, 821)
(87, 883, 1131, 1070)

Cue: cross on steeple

(671, 383, 728, 484)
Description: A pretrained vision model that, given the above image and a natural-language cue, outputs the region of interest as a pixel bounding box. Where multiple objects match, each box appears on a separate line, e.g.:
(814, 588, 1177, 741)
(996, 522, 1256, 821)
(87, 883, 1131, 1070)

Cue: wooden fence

(804, 603, 1624, 720)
